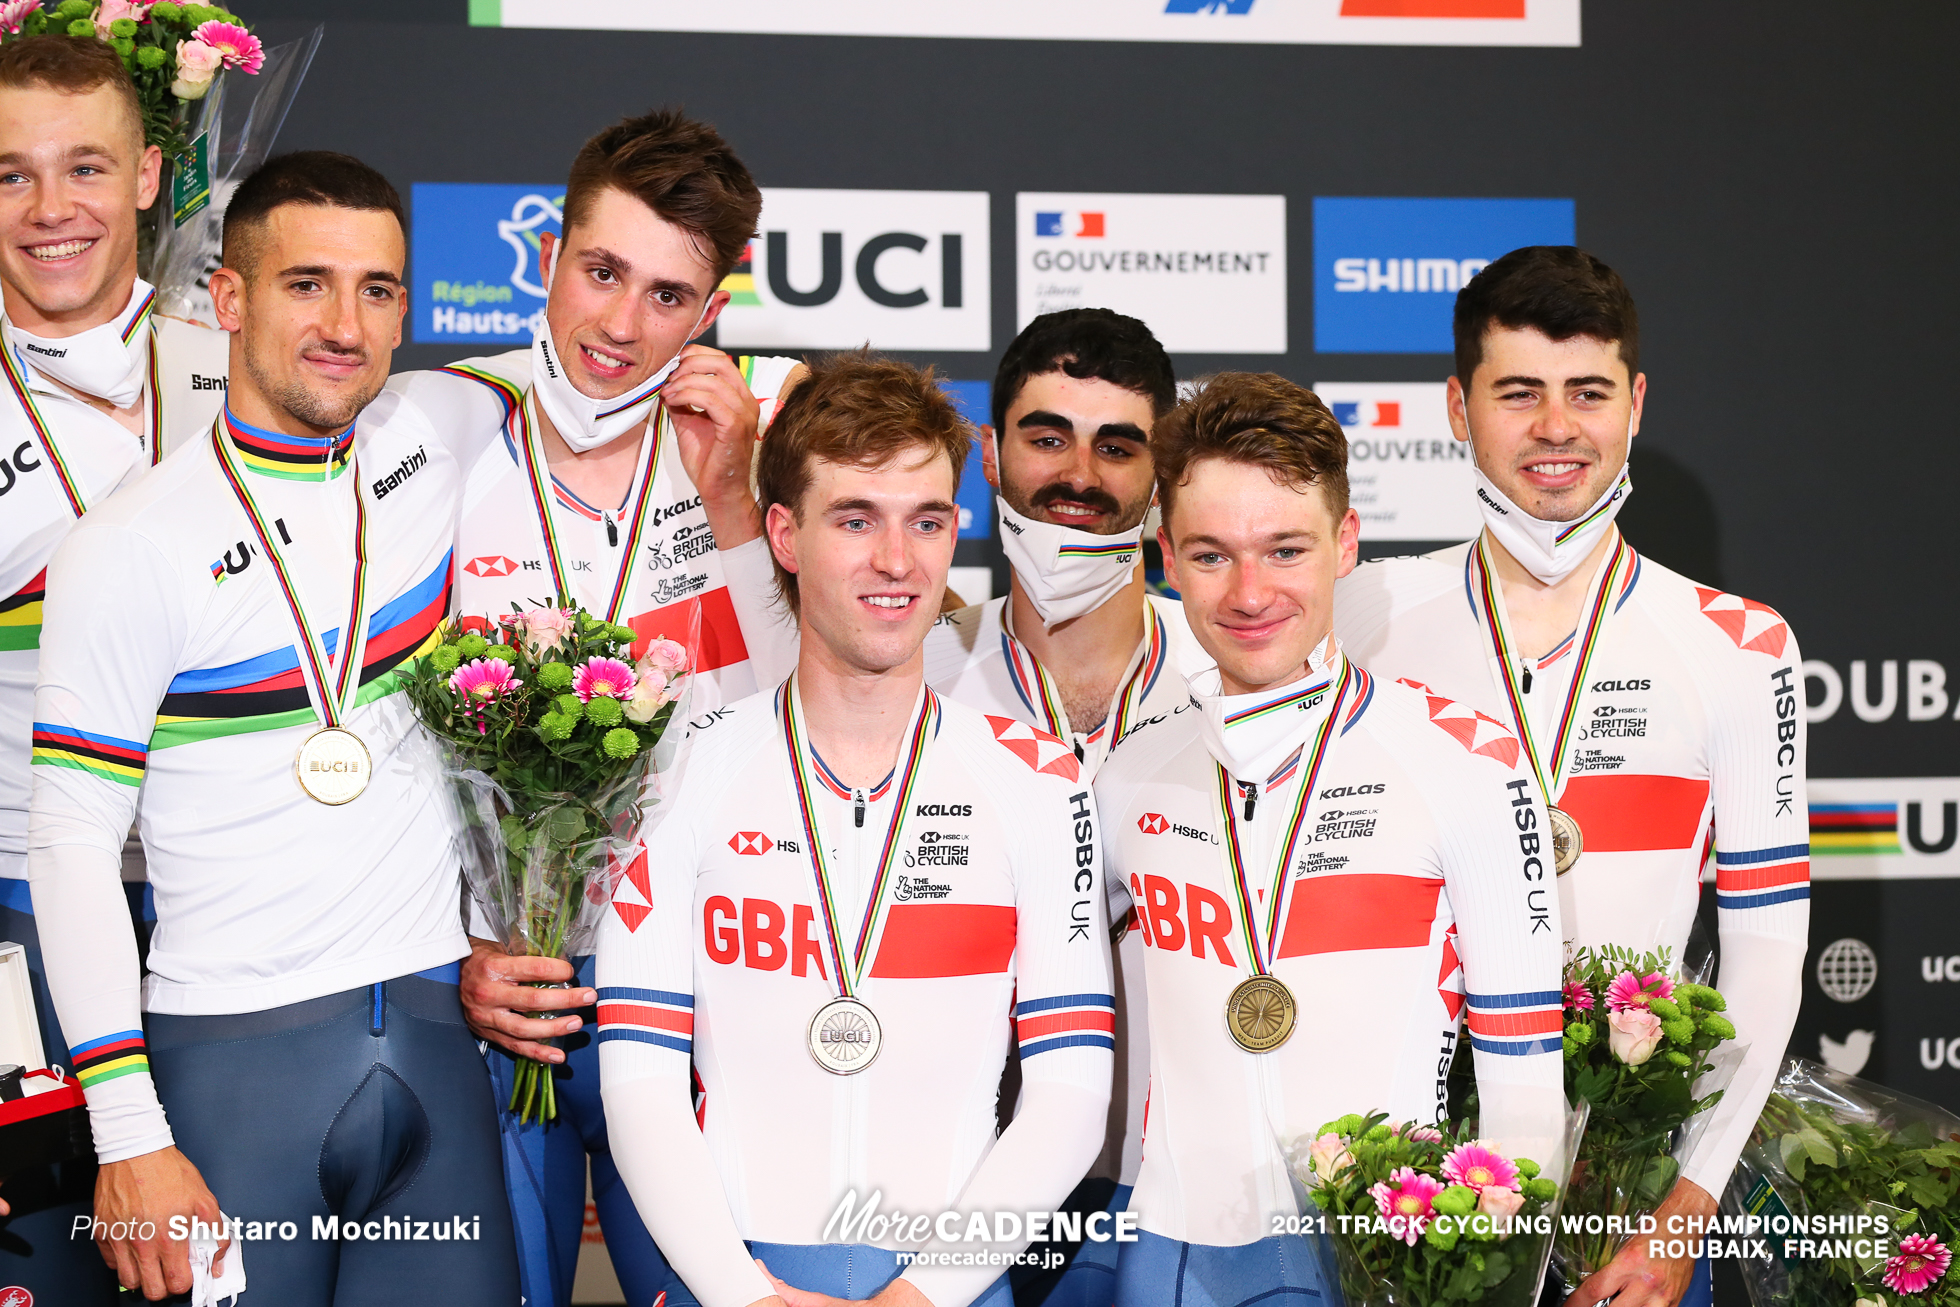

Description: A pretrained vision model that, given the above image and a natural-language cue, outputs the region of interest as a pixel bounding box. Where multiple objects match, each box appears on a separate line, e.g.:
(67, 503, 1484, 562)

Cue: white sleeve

(720, 537, 799, 690)
(386, 361, 519, 471)
(596, 781, 774, 1307)
(902, 777, 1113, 1307)
(1682, 627, 1810, 1196)
(27, 523, 185, 1161)
(1440, 749, 1568, 1166)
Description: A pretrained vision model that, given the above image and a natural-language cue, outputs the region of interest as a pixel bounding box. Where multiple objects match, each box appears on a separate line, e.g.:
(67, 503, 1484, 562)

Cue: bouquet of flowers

(1554, 945, 1745, 1284)
(1723, 1057, 1960, 1306)
(402, 604, 695, 1123)
(0, 2, 320, 319)
(1292, 1109, 1586, 1305)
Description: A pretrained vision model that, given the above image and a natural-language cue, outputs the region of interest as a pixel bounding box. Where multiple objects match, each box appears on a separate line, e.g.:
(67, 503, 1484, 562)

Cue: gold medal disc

(1548, 804, 1584, 875)
(1225, 975, 1296, 1053)
(295, 727, 371, 805)
(808, 997, 882, 1075)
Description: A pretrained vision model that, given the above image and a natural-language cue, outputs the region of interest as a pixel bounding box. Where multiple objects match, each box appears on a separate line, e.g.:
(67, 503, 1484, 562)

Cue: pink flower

(449, 657, 521, 703)
(170, 38, 221, 98)
(1307, 1133, 1354, 1186)
(1605, 970, 1674, 1013)
(573, 657, 636, 702)
(1563, 980, 1595, 1012)
(1369, 1168, 1444, 1246)
(622, 668, 669, 724)
(1883, 1234, 1951, 1295)
(1477, 1184, 1525, 1239)
(1442, 1142, 1520, 1193)
(94, 0, 149, 36)
(513, 605, 575, 654)
(640, 637, 690, 678)
(0, 0, 37, 34)
(1607, 1007, 1664, 1066)
(191, 19, 264, 74)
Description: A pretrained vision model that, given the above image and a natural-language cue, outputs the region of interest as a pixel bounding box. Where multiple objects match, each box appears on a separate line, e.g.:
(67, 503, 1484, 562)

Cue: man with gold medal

(26, 153, 517, 1303)
(1336, 247, 1811, 1307)
(1095, 372, 1565, 1306)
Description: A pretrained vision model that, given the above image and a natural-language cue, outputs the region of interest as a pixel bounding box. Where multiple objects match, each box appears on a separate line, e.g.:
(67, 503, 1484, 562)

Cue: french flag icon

(1331, 400, 1401, 428)
(1033, 211, 1105, 238)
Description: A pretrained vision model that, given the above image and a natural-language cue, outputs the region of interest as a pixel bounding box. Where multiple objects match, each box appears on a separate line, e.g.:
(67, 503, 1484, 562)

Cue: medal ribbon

(1471, 531, 1633, 805)
(1000, 620, 1069, 739)
(1215, 660, 1353, 978)
(144, 331, 163, 466)
(779, 677, 939, 999)
(210, 413, 372, 732)
(1105, 605, 1169, 745)
(517, 388, 663, 621)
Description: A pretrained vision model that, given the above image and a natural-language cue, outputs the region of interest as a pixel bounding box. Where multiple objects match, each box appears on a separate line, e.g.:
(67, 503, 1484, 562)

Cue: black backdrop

(254, 0, 1959, 1130)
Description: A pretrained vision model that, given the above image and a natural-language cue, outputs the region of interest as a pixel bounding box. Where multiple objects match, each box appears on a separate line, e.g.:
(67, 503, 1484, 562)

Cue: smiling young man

(26, 152, 515, 1304)
(596, 352, 1112, 1307)
(1095, 372, 1565, 1306)
(387, 108, 805, 1307)
(1334, 247, 1809, 1307)
(0, 35, 230, 1302)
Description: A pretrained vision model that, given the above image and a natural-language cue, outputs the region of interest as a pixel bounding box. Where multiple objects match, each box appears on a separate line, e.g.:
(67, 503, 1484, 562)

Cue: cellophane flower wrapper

(1722, 1057, 1960, 1307)
(1553, 942, 1746, 1285)
(401, 600, 701, 1122)
(1288, 1104, 1588, 1307)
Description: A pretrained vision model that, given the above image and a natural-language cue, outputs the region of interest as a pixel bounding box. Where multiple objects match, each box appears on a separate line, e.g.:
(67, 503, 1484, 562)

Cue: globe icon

(1816, 938, 1878, 1003)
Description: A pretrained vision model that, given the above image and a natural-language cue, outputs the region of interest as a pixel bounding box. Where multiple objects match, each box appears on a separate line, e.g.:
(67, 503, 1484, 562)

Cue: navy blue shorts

(1114, 1228, 1334, 1307)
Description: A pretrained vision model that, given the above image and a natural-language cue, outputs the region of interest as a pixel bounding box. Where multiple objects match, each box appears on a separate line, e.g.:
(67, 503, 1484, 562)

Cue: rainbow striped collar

(222, 407, 355, 482)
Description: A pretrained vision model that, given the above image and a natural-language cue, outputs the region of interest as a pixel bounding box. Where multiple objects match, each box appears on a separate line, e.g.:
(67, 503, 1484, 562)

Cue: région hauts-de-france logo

(410, 183, 562, 346)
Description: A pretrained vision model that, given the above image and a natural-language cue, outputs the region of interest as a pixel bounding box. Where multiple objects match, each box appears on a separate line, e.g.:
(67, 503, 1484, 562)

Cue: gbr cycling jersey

(1333, 534, 1808, 1196)
(27, 394, 487, 1161)
(0, 315, 229, 866)
(595, 680, 1112, 1307)
(390, 349, 798, 715)
(1095, 647, 1565, 1248)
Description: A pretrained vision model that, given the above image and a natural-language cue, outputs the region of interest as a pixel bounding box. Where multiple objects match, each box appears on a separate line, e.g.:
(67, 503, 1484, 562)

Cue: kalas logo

(410, 183, 558, 345)
(1592, 679, 1650, 693)
(728, 831, 773, 856)
(915, 803, 972, 817)
(1332, 401, 1399, 428)
(1138, 813, 1169, 835)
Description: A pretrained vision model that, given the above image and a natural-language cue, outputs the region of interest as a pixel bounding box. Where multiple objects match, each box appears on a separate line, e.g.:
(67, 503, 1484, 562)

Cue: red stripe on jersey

(1558, 775, 1710, 852)
(1276, 875, 1442, 958)
(870, 904, 1016, 978)
(1017, 1009, 1116, 1040)
(596, 1003, 693, 1035)
(1715, 862, 1810, 892)
(630, 585, 748, 673)
(1466, 1008, 1563, 1037)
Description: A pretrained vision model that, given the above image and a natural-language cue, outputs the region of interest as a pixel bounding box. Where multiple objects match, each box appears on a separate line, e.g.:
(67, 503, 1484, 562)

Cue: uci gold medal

(808, 997, 883, 1075)
(295, 726, 371, 805)
(1548, 804, 1584, 875)
(1226, 975, 1296, 1052)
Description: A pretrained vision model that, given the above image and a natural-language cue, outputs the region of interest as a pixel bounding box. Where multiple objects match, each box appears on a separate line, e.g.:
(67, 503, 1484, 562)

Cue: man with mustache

(0, 35, 230, 1302)
(1335, 246, 1809, 1307)
(26, 152, 516, 1303)
(718, 308, 1206, 1304)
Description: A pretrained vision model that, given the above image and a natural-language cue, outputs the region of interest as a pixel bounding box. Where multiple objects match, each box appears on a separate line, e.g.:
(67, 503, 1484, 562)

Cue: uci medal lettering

(1548, 804, 1583, 875)
(1226, 975, 1296, 1053)
(808, 996, 882, 1075)
(296, 726, 370, 805)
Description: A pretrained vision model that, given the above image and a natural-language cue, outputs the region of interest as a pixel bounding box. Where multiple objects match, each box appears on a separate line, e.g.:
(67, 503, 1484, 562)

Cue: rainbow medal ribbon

(1214, 660, 1353, 1053)
(0, 341, 90, 517)
(517, 387, 665, 622)
(779, 676, 939, 1074)
(1471, 531, 1635, 874)
(210, 413, 374, 805)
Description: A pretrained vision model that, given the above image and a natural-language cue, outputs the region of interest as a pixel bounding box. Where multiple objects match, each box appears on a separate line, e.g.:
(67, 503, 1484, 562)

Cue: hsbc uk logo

(1137, 813, 1168, 835)
(1136, 812, 1216, 843)
(728, 831, 798, 856)
(463, 555, 520, 578)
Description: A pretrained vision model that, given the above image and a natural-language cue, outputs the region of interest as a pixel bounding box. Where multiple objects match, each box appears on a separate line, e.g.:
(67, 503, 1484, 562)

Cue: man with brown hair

(388, 106, 805, 1307)
(1094, 372, 1564, 1304)
(0, 34, 230, 1303)
(596, 351, 1112, 1307)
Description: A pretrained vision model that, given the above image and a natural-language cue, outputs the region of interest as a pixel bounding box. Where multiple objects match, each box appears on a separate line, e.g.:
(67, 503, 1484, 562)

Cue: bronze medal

(1225, 975, 1296, 1053)
(1547, 804, 1583, 875)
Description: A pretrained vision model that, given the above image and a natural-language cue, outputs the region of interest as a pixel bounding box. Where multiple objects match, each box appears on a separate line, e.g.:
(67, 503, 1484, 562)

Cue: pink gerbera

(1883, 1234, 1952, 1295)
(1369, 1168, 1444, 1246)
(1442, 1142, 1520, 1193)
(1605, 970, 1674, 1012)
(190, 20, 265, 74)
(0, 0, 39, 33)
(1563, 980, 1595, 1012)
(573, 657, 637, 702)
(449, 657, 520, 703)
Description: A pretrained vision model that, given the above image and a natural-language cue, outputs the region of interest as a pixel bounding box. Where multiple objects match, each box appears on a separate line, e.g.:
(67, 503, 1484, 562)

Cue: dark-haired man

(1335, 247, 1809, 1307)
(1097, 371, 1564, 1305)
(27, 151, 515, 1303)
(388, 108, 805, 1307)
(0, 34, 230, 1302)
(598, 351, 1111, 1307)
(719, 308, 1210, 1304)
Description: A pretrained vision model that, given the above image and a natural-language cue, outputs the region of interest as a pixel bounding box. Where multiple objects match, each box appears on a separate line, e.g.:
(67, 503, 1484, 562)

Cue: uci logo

(0, 440, 43, 497)
(1592, 679, 1650, 692)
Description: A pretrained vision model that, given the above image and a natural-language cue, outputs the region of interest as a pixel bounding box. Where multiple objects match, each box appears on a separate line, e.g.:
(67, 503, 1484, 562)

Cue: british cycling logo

(410, 182, 561, 345)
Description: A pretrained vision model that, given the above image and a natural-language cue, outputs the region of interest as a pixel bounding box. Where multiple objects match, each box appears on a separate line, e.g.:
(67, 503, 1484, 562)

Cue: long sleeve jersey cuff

(1680, 930, 1807, 1195)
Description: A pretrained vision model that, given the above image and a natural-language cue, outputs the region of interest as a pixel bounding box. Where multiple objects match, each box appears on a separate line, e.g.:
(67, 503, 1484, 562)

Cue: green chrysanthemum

(66, 18, 94, 36)
(1515, 1158, 1541, 1180)
(1522, 1177, 1557, 1203)
(1432, 1185, 1477, 1217)
(430, 645, 461, 674)
(554, 693, 584, 720)
(1701, 1014, 1737, 1041)
(112, 36, 135, 56)
(585, 696, 624, 728)
(1661, 1016, 1696, 1044)
(538, 712, 575, 743)
(484, 644, 517, 663)
(55, 0, 93, 19)
(601, 727, 639, 760)
(151, 1, 183, 17)
(1424, 1221, 1459, 1252)
(536, 661, 574, 692)
(455, 632, 489, 659)
(136, 45, 167, 68)
(1665, 1050, 1694, 1067)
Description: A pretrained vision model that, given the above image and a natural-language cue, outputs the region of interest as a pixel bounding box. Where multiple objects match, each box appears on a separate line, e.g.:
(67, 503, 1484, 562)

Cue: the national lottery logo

(410, 183, 560, 345)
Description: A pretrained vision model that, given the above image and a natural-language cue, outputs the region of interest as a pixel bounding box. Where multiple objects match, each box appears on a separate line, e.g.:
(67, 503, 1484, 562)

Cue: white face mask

(1190, 636, 1340, 783)
(5, 279, 155, 408)
(1468, 411, 1635, 586)
(529, 247, 712, 453)
(997, 496, 1142, 631)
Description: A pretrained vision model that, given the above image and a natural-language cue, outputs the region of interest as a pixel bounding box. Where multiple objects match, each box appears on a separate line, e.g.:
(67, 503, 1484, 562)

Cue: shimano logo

(1592, 679, 1650, 693)
(20, 341, 65, 357)
(1331, 257, 1490, 295)
(915, 803, 971, 817)
(1319, 784, 1384, 800)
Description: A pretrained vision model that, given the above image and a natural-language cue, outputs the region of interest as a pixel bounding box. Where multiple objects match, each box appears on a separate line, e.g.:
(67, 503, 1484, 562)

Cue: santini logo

(371, 446, 427, 499)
